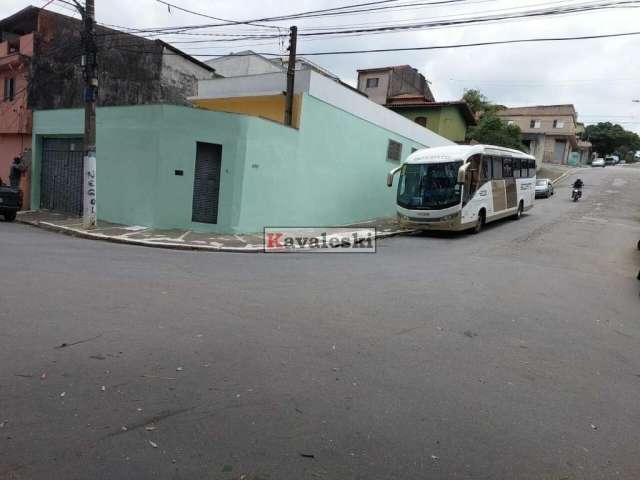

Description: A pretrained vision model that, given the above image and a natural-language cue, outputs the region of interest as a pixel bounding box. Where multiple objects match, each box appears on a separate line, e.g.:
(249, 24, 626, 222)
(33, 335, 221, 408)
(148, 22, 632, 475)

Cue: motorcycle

(571, 188, 582, 202)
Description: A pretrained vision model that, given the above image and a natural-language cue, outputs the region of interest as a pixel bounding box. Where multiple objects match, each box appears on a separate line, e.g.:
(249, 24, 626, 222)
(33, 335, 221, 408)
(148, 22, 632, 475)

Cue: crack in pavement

(100, 406, 196, 440)
(54, 334, 104, 350)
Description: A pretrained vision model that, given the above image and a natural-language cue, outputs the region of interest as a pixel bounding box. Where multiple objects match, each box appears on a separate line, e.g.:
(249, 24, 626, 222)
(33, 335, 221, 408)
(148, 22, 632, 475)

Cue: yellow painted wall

(192, 94, 302, 128)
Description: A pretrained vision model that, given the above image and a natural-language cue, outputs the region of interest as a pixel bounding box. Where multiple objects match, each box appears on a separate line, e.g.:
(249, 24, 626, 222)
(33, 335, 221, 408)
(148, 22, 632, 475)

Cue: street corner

(15, 211, 415, 253)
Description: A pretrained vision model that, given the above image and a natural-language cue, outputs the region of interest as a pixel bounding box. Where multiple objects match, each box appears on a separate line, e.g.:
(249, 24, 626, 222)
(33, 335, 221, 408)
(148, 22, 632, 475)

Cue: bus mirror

(386, 173, 394, 188)
(457, 163, 470, 184)
(387, 166, 402, 187)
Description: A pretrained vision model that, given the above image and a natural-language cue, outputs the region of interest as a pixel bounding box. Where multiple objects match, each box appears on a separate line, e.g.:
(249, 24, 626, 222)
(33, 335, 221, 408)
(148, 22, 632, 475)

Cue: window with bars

(415, 116, 427, 127)
(387, 140, 402, 161)
(3, 77, 15, 102)
(365, 77, 379, 88)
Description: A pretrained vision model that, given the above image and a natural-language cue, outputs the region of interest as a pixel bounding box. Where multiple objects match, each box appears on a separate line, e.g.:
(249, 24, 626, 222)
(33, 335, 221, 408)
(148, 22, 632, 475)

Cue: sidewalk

(16, 211, 414, 253)
(538, 163, 585, 184)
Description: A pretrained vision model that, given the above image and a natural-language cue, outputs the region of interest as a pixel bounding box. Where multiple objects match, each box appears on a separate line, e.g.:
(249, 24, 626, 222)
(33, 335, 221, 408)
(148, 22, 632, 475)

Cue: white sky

(3, 0, 640, 133)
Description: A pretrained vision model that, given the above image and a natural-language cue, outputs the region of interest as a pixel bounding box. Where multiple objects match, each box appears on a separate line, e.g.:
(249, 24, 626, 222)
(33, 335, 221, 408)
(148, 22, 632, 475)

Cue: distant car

(618, 160, 626, 166)
(535, 178, 554, 198)
(604, 156, 616, 166)
(0, 178, 23, 222)
(592, 158, 605, 167)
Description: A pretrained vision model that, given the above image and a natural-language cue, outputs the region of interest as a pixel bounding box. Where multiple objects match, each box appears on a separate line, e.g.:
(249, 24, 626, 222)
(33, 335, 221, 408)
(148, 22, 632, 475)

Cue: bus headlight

(440, 212, 459, 221)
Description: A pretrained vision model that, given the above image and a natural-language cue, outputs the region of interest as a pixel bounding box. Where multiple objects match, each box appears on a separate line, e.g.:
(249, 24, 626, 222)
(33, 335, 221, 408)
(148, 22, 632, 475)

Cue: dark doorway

(40, 138, 84, 215)
(192, 142, 222, 224)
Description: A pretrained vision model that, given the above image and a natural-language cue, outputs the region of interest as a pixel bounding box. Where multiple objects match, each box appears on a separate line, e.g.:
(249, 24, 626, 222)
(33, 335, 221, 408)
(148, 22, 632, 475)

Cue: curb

(17, 217, 415, 253)
(551, 167, 583, 185)
(17, 218, 262, 253)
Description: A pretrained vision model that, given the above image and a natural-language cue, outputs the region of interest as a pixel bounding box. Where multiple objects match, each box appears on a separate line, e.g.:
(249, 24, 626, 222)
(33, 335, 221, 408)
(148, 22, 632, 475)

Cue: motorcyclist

(573, 178, 584, 190)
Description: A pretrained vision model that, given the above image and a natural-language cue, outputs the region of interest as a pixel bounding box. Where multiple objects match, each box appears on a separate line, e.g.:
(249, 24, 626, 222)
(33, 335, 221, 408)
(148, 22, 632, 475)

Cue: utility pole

(284, 26, 297, 127)
(74, 0, 98, 228)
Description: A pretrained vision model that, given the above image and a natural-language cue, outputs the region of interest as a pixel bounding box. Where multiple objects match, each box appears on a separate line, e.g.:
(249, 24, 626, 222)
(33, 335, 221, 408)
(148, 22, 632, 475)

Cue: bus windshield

(397, 161, 463, 210)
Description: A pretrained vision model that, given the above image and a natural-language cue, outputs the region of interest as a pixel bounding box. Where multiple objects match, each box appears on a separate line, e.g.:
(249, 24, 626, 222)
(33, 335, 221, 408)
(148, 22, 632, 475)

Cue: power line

(98, 0, 600, 38)
(298, 1, 640, 37)
(95, 0, 640, 42)
(154, 0, 281, 29)
(110, 29, 640, 57)
(449, 77, 640, 85)
(97, 0, 489, 36)
(152, 0, 474, 28)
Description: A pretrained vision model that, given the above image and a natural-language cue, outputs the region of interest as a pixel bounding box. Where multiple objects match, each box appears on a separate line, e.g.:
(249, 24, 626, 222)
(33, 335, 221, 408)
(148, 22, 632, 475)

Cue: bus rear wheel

(472, 211, 485, 234)
(513, 201, 524, 220)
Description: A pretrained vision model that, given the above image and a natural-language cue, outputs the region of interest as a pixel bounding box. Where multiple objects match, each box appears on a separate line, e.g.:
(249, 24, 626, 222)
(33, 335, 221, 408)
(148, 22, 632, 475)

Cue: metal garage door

(40, 138, 84, 215)
(192, 142, 222, 224)
(554, 140, 566, 163)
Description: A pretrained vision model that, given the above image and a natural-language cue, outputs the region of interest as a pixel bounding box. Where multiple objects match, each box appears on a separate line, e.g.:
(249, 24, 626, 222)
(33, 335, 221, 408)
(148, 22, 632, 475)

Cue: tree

(583, 122, 640, 158)
(462, 89, 524, 150)
(467, 113, 525, 151)
(462, 89, 490, 116)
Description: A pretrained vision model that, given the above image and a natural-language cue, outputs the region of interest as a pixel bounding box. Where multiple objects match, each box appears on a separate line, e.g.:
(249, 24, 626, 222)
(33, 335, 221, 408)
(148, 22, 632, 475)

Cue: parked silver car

(535, 178, 554, 198)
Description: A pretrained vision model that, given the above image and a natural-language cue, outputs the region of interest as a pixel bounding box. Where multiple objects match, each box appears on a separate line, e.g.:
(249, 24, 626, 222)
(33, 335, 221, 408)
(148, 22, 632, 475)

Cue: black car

(0, 178, 23, 222)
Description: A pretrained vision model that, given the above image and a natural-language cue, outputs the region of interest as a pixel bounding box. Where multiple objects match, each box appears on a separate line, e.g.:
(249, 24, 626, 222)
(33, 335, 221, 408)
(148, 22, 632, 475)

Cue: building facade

(0, 16, 34, 205)
(384, 96, 475, 143)
(205, 50, 283, 77)
(496, 105, 590, 166)
(0, 6, 215, 209)
(357, 65, 435, 105)
(32, 71, 453, 233)
(205, 50, 354, 92)
(355, 66, 475, 143)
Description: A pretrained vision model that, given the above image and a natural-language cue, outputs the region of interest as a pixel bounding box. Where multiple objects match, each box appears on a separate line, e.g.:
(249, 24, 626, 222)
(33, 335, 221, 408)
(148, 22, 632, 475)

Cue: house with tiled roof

(356, 65, 475, 143)
(496, 104, 591, 166)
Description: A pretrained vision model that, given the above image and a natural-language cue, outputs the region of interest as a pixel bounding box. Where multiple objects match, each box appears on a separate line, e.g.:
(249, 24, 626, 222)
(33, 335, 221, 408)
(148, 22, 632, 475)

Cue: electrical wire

(297, 1, 640, 37)
(151, 0, 474, 29)
(96, 0, 489, 36)
(94, 0, 640, 48)
(109, 29, 640, 57)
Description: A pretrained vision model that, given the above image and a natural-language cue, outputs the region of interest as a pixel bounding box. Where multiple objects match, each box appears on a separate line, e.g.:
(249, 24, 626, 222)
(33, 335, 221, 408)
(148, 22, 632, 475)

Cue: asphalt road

(1, 166, 639, 480)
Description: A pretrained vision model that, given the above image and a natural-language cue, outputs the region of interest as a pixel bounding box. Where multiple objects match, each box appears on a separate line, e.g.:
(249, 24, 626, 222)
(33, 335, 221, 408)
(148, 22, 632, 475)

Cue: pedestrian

(9, 156, 26, 188)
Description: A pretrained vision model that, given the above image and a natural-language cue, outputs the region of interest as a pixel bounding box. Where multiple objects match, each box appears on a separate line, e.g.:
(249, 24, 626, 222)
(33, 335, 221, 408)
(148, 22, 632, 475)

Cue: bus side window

(470, 154, 481, 192)
(492, 157, 503, 179)
(529, 159, 536, 177)
(513, 158, 521, 178)
(503, 158, 513, 178)
(481, 156, 491, 181)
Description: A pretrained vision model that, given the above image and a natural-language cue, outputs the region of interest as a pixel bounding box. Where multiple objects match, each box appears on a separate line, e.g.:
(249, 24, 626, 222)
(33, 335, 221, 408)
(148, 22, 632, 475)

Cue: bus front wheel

(472, 211, 485, 234)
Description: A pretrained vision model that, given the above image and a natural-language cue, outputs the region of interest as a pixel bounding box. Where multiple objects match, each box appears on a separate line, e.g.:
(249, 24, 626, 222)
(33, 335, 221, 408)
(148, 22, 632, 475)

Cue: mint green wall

(33, 99, 428, 233)
(439, 106, 467, 143)
(236, 94, 425, 229)
(33, 105, 249, 233)
(393, 105, 468, 143)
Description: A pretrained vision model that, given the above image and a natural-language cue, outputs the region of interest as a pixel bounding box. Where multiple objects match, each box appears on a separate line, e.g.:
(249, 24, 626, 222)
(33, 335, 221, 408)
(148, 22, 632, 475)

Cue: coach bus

(387, 145, 536, 233)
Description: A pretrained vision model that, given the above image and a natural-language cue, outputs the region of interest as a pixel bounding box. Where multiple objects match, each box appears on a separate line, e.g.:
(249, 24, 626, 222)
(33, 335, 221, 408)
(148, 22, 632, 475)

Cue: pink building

(0, 24, 33, 209)
(1, 6, 217, 214)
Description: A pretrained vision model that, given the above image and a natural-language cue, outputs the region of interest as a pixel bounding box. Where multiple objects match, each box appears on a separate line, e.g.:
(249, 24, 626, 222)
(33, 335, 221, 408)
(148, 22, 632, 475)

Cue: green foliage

(462, 89, 490, 115)
(462, 89, 523, 150)
(466, 112, 525, 151)
(583, 122, 640, 157)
